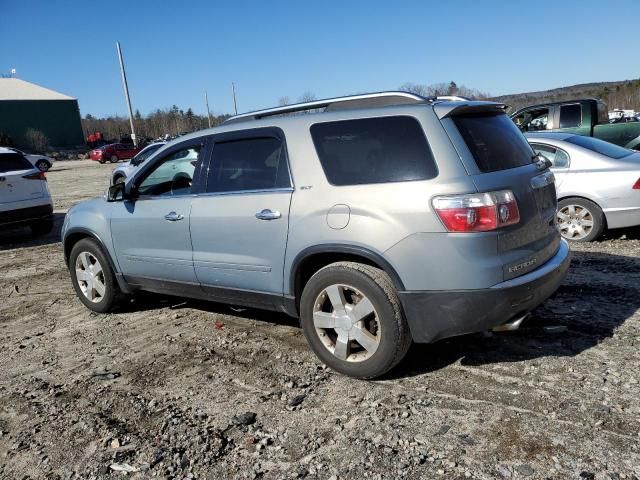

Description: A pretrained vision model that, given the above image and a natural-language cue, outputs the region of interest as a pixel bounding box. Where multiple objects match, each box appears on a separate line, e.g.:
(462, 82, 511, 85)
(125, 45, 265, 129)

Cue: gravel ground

(1, 160, 639, 480)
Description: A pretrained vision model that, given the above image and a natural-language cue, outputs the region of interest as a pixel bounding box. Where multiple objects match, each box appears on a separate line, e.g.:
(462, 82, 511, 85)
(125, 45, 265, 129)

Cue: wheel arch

(64, 228, 134, 294)
(64, 228, 118, 272)
(289, 244, 405, 311)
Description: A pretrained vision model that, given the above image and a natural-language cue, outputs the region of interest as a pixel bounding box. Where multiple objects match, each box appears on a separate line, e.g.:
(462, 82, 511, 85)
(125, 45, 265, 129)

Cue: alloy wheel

(313, 284, 381, 362)
(557, 204, 594, 240)
(75, 252, 107, 303)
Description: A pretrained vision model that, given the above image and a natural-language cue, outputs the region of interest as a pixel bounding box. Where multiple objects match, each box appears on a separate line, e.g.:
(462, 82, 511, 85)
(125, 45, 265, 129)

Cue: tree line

(80, 79, 640, 144)
(81, 105, 230, 143)
(81, 82, 491, 142)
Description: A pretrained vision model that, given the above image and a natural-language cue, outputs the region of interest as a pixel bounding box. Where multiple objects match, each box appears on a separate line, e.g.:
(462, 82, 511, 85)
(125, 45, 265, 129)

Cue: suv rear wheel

(300, 262, 411, 379)
(69, 238, 122, 313)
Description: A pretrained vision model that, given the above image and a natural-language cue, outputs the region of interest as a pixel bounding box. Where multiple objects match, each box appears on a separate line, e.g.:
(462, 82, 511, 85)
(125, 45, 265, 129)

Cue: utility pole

(231, 82, 238, 115)
(116, 41, 137, 146)
(205, 91, 212, 128)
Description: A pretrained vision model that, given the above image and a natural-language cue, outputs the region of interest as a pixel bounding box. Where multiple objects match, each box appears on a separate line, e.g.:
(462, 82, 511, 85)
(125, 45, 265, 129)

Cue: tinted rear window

(0, 153, 33, 173)
(453, 113, 534, 173)
(559, 104, 582, 128)
(565, 135, 633, 159)
(310, 116, 437, 186)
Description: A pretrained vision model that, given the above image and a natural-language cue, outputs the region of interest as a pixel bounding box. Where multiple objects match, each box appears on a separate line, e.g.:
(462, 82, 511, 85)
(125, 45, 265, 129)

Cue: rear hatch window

(0, 153, 33, 173)
(453, 114, 535, 172)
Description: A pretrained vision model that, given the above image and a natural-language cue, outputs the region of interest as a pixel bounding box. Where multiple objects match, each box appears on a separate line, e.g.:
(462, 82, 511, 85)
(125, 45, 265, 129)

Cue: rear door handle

(255, 209, 282, 220)
(164, 211, 184, 221)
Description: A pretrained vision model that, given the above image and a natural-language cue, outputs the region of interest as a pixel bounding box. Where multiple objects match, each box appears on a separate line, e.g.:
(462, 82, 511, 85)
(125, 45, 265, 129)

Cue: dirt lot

(1, 159, 639, 480)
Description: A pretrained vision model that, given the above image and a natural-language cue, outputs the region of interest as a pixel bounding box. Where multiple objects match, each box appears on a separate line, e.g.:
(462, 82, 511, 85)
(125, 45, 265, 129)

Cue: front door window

(138, 146, 201, 197)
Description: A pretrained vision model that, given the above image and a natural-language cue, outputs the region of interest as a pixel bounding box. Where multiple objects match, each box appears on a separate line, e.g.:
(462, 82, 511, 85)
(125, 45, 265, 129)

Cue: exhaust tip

(492, 313, 530, 332)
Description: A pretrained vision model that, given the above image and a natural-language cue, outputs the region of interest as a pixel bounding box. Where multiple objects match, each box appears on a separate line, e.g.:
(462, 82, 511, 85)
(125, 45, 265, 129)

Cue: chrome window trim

(134, 186, 295, 201)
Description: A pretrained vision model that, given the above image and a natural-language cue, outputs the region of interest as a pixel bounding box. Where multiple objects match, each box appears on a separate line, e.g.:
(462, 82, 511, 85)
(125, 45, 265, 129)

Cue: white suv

(0, 147, 54, 235)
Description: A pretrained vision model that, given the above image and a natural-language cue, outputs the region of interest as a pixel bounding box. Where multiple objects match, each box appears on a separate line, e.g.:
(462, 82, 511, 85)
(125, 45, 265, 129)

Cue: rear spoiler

(433, 101, 508, 119)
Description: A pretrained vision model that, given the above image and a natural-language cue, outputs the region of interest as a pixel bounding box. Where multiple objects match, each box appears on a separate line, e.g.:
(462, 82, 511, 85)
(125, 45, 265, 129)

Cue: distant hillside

(492, 79, 640, 112)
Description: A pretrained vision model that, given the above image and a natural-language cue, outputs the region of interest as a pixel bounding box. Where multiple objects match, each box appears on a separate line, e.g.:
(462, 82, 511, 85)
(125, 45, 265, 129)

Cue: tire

(299, 262, 412, 379)
(69, 238, 122, 313)
(557, 197, 605, 242)
(35, 159, 50, 172)
(30, 218, 54, 235)
(113, 175, 125, 184)
(110, 155, 119, 163)
(99, 159, 106, 164)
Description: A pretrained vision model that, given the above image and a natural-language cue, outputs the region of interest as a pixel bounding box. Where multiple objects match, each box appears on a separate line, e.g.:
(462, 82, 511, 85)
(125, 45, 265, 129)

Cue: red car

(89, 143, 141, 164)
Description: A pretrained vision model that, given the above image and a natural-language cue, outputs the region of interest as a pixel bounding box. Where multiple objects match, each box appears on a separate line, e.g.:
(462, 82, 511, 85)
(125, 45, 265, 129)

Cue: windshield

(132, 144, 163, 166)
(565, 135, 633, 159)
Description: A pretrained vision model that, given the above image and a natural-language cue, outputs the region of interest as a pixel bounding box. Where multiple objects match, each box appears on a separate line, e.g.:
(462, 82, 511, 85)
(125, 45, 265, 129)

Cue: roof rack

(223, 91, 428, 124)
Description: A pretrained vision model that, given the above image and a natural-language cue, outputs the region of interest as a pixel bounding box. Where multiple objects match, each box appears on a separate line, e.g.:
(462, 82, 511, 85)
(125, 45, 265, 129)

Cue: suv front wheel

(69, 238, 122, 313)
(300, 262, 411, 379)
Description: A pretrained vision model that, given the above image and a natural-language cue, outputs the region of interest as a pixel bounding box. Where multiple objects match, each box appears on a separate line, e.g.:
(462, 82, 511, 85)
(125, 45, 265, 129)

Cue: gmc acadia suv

(62, 92, 570, 379)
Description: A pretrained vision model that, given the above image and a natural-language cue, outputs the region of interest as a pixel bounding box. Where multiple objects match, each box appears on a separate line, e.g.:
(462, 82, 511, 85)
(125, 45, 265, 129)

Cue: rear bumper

(399, 239, 571, 343)
(0, 204, 53, 227)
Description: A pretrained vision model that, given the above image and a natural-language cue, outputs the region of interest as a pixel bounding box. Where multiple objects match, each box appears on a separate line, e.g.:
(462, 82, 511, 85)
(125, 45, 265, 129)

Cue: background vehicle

(8, 147, 54, 172)
(63, 92, 569, 379)
(527, 132, 640, 241)
(512, 99, 640, 150)
(89, 143, 141, 164)
(111, 141, 166, 184)
(0, 147, 54, 234)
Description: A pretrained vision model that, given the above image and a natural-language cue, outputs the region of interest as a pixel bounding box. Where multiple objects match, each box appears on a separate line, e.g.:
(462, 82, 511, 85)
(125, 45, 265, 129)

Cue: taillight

(432, 190, 520, 232)
(23, 171, 47, 181)
(633, 177, 640, 189)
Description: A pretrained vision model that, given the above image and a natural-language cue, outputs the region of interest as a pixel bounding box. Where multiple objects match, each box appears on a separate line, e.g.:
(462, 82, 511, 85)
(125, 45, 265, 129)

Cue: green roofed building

(0, 78, 84, 148)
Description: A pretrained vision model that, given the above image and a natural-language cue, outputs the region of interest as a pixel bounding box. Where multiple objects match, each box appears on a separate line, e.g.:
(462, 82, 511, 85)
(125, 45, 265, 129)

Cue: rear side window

(453, 114, 534, 173)
(530, 143, 570, 168)
(559, 104, 582, 128)
(0, 153, 33, 173)
(310, 116, 437, 186)
(207, 137, 291, 193)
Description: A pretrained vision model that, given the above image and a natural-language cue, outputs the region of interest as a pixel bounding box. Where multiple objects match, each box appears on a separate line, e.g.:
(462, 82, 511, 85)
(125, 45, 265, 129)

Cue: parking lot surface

(1, 160, 639, 479)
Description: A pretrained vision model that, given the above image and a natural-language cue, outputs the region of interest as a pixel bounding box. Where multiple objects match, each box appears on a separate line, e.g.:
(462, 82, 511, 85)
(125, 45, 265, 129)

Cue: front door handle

(255, 209, 282, 220)
(164, 211, 184, 221)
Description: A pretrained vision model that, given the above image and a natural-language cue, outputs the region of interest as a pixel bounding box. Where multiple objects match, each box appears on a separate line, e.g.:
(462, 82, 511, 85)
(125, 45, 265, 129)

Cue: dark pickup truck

(511, 99, 640, 150)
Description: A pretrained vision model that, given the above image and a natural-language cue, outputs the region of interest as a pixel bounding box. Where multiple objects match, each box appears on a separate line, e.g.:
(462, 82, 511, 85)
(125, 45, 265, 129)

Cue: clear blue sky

(1, 0, 638, 118)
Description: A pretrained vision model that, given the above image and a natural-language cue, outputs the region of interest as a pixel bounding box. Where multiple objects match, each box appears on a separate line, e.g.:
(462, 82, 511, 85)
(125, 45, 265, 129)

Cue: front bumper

(0, 204, 53, 227)
(399, 239, 571, 343)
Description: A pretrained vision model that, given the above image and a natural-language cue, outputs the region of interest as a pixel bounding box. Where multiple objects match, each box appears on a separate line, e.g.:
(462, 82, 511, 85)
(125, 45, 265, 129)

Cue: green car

(511, 99, 640, 150)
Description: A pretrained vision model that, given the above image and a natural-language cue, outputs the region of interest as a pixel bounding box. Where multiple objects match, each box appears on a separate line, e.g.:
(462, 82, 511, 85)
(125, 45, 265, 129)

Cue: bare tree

(24, 129, 49, 152)
(278, 96, 290, 106)
(298, 91, 316, 103)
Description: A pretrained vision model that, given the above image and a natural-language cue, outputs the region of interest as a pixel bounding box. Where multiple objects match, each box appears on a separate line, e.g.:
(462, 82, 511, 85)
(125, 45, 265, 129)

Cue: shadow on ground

(76, 246, 639, 379)
(600, 225, 640, 241)
(0, 212, 64, 250)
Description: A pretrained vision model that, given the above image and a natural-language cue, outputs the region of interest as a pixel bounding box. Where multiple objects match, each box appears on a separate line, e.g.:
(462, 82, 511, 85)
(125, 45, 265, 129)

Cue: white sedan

(9, 148, 54, 172)
(526, 132, 640, 241)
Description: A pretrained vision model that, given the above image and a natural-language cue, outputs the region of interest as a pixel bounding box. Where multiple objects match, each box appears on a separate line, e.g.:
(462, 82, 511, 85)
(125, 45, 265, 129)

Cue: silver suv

(62, 92, 570, 379)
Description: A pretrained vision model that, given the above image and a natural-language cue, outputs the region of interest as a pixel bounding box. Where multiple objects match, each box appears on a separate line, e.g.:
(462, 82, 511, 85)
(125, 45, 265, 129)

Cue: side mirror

(533, 154, 553, 171)
(107, 182, 133, 202)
